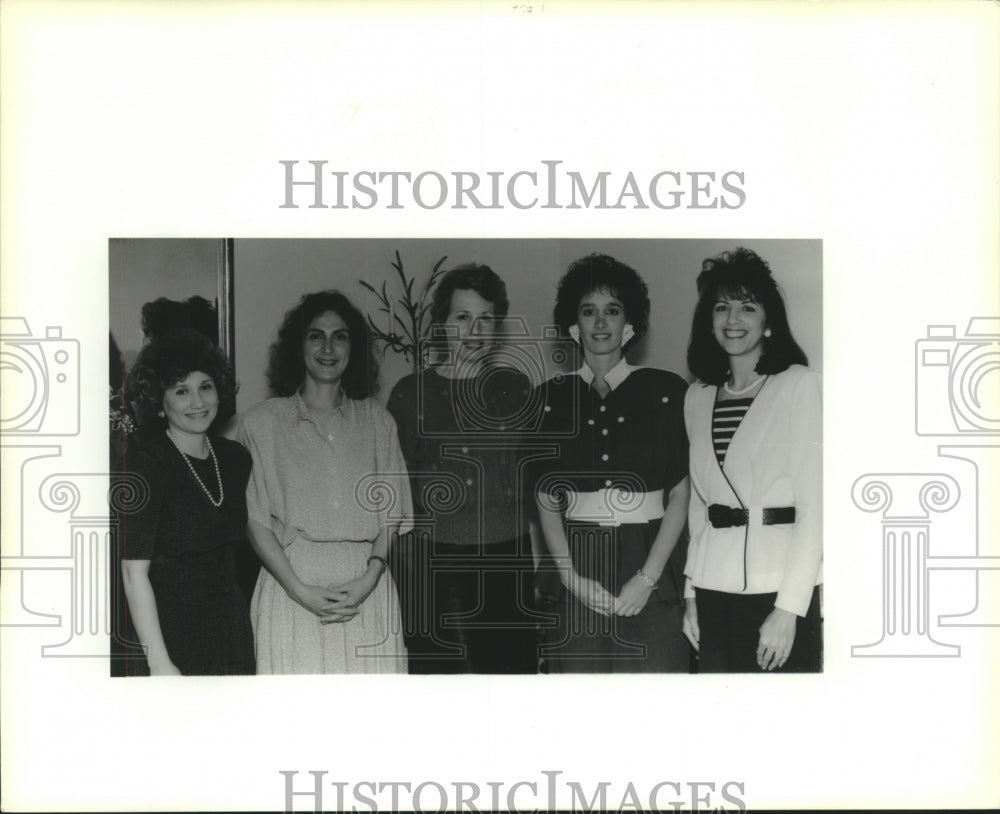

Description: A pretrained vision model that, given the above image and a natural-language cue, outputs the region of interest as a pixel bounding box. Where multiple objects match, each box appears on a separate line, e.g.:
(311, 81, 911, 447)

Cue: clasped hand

(566, 572, 653, 617)
(294, 571, 378, 624)
(613, 574, 654, 617)
(565, 572, 614, 616)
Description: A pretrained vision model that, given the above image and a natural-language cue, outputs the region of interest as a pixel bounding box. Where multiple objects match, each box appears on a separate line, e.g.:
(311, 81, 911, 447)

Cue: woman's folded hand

(292, 582, 360, 622)
(614, 575, 654, 617)
(321, 571, 380, 623)
(565, 571, 615, 616)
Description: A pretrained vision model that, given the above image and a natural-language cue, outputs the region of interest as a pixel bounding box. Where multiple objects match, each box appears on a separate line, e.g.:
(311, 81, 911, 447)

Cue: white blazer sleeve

(775, 370, 823, 616)
(684, 386, 708, 599)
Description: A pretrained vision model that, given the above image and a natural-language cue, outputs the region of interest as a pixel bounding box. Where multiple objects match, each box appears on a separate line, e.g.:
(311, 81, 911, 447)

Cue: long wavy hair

(266, 290, 378, 399)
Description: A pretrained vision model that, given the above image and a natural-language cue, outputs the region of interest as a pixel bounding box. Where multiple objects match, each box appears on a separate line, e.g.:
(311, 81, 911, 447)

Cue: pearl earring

(764, 329, 772, 338)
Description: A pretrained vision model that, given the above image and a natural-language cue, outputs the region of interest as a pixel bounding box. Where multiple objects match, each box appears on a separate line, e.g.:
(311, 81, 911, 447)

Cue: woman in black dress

(120, 330, 255, 675)
(533, 254, 691, 673)
(388, 264, 538, 673)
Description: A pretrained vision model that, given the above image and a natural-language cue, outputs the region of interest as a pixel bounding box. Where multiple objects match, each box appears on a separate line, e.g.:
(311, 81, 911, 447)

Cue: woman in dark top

(120, 330, 255, 676)
(533, 254, 690, 673)
(387, 264, 538, 673)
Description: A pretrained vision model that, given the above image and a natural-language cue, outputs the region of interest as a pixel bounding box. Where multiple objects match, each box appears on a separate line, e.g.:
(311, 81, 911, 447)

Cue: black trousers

(392, 533, 538, 674)
(695, 586, 822, 673)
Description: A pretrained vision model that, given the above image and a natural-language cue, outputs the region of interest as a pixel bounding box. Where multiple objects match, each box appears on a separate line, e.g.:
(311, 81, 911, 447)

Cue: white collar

(576, 357, 636, 392)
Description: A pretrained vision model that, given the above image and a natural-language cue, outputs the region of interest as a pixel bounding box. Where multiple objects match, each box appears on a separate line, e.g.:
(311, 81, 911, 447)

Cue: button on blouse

(531, 365, 689, 498)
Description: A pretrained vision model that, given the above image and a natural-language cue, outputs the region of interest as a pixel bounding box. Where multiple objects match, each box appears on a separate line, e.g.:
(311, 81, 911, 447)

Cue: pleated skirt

(251, 537, 407, 674)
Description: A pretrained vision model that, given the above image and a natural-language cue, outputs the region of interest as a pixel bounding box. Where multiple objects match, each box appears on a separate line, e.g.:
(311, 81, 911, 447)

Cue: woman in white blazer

(682, 248, 822, 672)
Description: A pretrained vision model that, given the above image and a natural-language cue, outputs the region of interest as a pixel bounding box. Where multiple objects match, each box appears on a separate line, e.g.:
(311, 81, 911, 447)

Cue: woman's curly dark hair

(429, 263, 510, 325)
(140, 295, 218, 343)
(266, 290, 378, 399)
(686, 247, 808, 384)
(553, 254, 650, 352)
(124, 329, 236, 433)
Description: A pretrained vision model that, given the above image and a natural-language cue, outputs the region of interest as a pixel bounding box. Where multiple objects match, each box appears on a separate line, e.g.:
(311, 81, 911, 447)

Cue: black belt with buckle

(707, 504, 796, 528)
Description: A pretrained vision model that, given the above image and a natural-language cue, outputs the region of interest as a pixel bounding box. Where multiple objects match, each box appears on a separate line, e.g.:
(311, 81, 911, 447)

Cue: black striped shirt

(713, 397, 754, 465)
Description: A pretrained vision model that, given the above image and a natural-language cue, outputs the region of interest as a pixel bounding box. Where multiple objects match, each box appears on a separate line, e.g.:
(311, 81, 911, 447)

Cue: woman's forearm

(247, 519, 306, 600)
(642, 477, 690, 581)
(535, 496, 574, 582)
(364, 524, 397, 582)
(120, 560, 174, 672)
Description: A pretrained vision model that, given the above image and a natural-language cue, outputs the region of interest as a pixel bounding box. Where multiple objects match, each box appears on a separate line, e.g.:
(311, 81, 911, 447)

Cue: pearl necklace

(723, 375, 765, 396)
(166, 430, 224, 508)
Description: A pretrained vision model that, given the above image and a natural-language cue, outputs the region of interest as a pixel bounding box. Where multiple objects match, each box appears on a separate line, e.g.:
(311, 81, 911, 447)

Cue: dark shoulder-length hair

(266, 290, 378, 399)
(553, 253, 650, 352)
(124, 329, 236, 433)
(686, 247, 808, 384)
(429, 263, 510, 325)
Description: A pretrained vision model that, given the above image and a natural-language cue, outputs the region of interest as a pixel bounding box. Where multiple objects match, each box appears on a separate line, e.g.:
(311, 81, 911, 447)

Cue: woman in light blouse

(683, 247, 822, 672)
(239, 290, 411, 674)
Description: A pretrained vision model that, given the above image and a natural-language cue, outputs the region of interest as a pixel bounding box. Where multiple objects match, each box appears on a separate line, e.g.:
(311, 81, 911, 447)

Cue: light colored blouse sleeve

(775, 370, 823, 616)
(373, 404, 414, 536)
(683, 384, 709, 600)
(238, 408, 277, 532)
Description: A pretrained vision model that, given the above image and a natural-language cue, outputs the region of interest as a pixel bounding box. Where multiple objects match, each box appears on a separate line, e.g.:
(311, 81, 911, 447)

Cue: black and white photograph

(2, 2, 997, 811)
(108, 238, 822, 679)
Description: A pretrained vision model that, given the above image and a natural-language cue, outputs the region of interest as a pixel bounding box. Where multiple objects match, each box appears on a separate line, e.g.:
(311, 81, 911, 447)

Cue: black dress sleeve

(660, 372, 690, 493)
(119, 442, 168, 561)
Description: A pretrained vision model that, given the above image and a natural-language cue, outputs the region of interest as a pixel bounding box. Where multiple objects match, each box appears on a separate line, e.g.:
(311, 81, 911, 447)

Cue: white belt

(564, 489, 665, 527)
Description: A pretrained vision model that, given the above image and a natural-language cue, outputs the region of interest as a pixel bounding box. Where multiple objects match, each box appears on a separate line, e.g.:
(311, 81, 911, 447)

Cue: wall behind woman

(232, 239, 821, 416)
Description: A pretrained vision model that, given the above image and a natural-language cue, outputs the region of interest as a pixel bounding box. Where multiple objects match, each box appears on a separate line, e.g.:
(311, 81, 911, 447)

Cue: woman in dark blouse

(120, 330, 255, 676)
(388, 264, 538, 673)
(533, 254, 691, 673)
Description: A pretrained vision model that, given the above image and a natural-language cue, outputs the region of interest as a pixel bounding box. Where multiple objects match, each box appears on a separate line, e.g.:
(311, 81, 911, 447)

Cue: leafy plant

(359, 251, 448, 371)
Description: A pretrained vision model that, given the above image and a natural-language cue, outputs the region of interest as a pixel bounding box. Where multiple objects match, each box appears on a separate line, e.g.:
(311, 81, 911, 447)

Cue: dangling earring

(622, 324, 635, 345)
(568, 325, 580, 344)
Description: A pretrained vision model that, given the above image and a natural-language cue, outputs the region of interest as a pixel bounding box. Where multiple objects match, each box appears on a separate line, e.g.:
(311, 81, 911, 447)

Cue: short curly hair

(686, 247, 808, 384)
(553, 254, 650, 352)
(429, 263, 510, 326)
(124, 329, 236, 433)
(266, 290, 378, 399)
